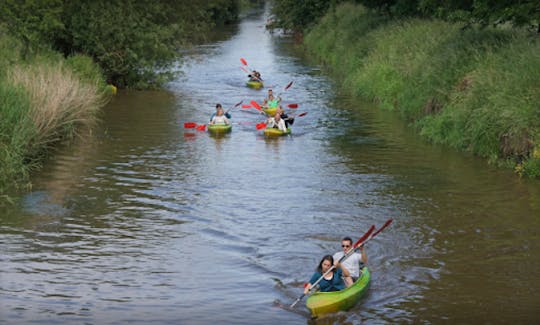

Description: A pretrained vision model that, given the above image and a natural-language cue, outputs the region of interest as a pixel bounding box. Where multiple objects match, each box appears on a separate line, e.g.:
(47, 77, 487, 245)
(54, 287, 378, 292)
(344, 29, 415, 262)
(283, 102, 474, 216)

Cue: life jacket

(268, 99, 279, 108)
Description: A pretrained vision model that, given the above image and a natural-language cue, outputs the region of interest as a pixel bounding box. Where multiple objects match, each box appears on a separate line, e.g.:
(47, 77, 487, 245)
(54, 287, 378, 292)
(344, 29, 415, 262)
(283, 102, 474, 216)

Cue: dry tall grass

(7, 62, 105, 148)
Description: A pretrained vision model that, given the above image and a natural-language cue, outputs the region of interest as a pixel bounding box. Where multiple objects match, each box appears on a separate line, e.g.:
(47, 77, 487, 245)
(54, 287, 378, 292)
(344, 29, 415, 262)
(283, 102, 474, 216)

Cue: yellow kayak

(263, 127, 291, 136)
(263, 106, 277, 116)
(246, 80, 264, 89)
(207, 123, 232, 134)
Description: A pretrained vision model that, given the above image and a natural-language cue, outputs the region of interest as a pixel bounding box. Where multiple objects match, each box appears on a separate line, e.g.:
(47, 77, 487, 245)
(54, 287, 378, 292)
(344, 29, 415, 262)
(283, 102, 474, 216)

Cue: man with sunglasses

(333, 237, 368, 287)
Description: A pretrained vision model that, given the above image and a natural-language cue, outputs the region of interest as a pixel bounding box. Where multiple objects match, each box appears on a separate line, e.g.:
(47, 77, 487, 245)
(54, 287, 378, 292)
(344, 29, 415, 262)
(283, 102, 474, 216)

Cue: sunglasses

(341, 244, 351, 248)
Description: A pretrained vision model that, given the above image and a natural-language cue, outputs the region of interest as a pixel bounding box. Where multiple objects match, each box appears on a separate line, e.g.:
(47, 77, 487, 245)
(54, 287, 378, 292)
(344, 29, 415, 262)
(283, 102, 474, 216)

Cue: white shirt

(211, 115, 229, 125)
(267, 118, 287, 132)
(333, 251, 363, 278)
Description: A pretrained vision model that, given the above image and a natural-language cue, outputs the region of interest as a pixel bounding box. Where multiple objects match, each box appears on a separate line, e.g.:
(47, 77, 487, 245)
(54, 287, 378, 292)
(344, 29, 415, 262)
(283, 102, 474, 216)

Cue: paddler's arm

(359, 246, 368, 264)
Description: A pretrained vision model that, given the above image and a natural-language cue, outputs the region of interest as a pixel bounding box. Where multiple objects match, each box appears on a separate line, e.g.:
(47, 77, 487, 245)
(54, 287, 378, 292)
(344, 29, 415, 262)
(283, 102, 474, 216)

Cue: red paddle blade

(287, 103, 298, 109)
(184, 122, 196, 128)
(353, 225, 376, 248)
(284, 81, 293, 90)
(297, 112, 307, 117)
(240, 58, 248, 66)
(196, 124, 207, 131)
(372, 219, 393, 237)
(256, 122, 266, 130)
(242, 104, 252, 109)
(250, 100, 262, 111)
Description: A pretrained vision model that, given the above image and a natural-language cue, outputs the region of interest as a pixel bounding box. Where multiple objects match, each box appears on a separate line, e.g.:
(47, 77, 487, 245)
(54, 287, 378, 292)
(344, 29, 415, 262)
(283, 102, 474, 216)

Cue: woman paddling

(303, 255, 350, 294)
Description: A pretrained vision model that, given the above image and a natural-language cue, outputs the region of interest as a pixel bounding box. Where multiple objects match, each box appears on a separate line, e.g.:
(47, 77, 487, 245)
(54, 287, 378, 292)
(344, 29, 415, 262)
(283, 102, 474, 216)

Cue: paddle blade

(196, 124, 207, 131)
(250, 100, 262, 111)
(284, 81, 293, 90)
(240, 58, 248, 66)
(242, 104, 252, 109)
(184, 122, 197, 129)
(297, 112, 308, 117)
(256, 122, 267, 130)
(353, 225, 376, 248)
(287, 103, 298, 109)
(372, 219, 393, 237)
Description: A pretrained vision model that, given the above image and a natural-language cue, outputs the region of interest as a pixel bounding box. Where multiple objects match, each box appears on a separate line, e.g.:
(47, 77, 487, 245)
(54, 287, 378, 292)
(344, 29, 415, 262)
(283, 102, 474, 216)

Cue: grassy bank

(303, 3, 540, 177)
(0, 34, 108, 204)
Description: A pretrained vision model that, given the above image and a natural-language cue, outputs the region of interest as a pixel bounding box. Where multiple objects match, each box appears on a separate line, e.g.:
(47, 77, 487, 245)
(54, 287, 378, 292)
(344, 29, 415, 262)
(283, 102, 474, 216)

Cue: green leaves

(0, 0, 240, 89)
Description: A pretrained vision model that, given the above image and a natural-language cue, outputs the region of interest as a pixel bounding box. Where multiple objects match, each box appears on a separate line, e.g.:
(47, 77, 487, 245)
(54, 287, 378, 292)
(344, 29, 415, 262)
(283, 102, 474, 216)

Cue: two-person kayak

(263, 127, 291, 136)
(306, 267, 370, 318)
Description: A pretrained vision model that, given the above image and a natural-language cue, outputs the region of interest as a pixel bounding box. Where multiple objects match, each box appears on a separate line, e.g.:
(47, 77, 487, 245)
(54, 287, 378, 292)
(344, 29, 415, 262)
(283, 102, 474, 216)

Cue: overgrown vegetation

(271, 1, 540, 177)
(0, 1, 243, 203)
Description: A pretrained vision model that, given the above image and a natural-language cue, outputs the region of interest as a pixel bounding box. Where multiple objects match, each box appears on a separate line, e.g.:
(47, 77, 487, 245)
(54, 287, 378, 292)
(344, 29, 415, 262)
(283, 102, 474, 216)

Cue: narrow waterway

(1, 5, 539, 324)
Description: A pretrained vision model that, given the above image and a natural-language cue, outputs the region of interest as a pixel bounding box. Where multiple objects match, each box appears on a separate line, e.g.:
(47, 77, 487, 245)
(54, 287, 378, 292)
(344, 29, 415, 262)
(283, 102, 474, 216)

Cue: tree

(0, 0, 64, 58)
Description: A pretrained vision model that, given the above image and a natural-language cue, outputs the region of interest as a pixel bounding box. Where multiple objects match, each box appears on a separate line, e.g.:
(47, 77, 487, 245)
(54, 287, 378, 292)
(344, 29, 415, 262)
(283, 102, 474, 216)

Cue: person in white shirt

(210, 106, 230, 125)
(266, 112, 287, 132)
(333, 236, 368, 287)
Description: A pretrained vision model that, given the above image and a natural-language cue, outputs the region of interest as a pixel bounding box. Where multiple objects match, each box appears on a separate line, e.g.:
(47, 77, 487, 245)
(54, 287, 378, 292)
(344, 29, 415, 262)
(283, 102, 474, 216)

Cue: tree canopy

(270, 0, 540, 32)
(0, 0, 240, 88)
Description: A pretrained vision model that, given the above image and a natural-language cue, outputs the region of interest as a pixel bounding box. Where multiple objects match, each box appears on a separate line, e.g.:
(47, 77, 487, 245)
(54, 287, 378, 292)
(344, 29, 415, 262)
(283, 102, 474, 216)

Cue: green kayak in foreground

(207, 123, 232, 134)
(306, 267, 370, 318)
(263, 127, 291, 136)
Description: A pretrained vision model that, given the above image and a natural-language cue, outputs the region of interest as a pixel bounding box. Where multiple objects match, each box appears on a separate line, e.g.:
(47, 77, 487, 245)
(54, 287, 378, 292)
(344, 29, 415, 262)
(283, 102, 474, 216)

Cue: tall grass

(8, 62, 104, 148)
(0, 33, 108, 202)
(304, 3, 540, 177)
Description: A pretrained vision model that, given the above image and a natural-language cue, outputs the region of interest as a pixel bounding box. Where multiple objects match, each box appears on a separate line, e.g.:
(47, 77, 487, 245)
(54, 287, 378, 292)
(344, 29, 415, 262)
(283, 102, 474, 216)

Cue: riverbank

(302, 3, 540, 178)
(0, 34, 109, 204)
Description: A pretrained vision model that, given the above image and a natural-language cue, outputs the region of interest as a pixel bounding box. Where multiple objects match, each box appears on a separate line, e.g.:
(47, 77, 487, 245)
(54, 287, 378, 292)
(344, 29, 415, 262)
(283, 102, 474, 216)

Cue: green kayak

(263, 127, 291, 136)
(246, 80, 264, 89)
(207, 123, 232, 134)
(306, 267, 370, 318)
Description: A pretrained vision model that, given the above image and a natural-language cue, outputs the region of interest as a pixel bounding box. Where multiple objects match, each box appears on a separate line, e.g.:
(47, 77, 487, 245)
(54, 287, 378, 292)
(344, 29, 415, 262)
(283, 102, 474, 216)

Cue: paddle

(250, 100, 263, 111)
(225, 100, 243, 114)
(287, 103, 298, 109)
(289, 225, 376, 308)
(184, 122, 206, 131)
(276, 81, 293, 98)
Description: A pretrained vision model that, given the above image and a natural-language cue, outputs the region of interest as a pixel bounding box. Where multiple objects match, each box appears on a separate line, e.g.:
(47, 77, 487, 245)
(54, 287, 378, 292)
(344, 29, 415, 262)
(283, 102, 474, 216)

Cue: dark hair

(342, 237, 353, 245)
(216, 104, 222, 108)
(316, 255, 334, 273)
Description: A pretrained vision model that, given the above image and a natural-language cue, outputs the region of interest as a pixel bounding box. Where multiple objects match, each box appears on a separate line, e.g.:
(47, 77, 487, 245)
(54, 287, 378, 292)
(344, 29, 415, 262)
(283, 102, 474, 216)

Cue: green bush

(303, 2, 540, 177)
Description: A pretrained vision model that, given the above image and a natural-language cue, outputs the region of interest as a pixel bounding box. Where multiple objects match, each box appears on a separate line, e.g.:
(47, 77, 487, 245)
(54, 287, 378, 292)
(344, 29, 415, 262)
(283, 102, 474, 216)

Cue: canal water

(1, 5, 539, 325)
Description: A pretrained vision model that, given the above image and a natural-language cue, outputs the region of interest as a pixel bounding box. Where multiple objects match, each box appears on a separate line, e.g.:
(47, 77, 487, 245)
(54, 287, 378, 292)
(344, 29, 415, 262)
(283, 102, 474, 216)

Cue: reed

(0, 46, 107, 200)
(7, 61, 104, 149)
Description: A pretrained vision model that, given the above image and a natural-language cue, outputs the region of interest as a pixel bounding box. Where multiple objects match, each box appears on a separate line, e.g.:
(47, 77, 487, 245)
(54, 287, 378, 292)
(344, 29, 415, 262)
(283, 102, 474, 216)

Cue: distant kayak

(246, 80, 264, 89)
(263, 127, 291, 136)
(207, 123, 232, 134)
(306, 267, 370, 318)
